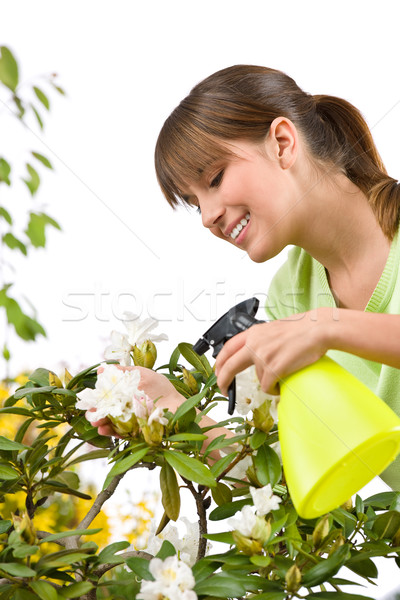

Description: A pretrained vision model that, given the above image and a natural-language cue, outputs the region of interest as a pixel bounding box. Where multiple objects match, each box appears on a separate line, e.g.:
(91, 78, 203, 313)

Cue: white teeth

(230, 214, 250, 240)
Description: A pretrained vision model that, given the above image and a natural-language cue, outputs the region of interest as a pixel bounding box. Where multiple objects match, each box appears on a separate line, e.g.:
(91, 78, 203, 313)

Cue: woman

(153, 64, 400, 489)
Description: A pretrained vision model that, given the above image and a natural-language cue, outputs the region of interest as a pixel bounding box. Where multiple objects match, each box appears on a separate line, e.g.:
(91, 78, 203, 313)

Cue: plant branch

(184, 479, 208, 561)
(64, 472, 125, 549)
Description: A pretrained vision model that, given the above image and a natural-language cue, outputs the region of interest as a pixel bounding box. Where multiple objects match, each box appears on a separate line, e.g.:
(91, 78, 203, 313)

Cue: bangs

(155, 103, 235, 208)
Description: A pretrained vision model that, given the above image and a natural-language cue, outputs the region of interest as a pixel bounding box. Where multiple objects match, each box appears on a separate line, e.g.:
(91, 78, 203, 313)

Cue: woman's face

(185, 138, 302, 263)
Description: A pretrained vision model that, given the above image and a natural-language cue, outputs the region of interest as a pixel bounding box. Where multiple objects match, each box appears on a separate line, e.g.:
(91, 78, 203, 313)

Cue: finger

(98, 423, 121, 438)
(217, 345, 254, 396)
(215, 330, 247, 374)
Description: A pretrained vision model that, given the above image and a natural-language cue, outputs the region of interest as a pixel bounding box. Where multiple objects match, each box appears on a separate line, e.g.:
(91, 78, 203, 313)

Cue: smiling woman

(155, 63, 400, 493)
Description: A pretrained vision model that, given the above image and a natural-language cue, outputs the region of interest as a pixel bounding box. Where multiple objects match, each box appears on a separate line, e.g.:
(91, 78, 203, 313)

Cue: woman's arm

(215, 307, 400, 395)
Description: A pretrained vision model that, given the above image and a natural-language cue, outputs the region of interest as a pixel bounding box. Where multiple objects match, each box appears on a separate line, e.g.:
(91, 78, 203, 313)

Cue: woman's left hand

(215, 307, 332, 395)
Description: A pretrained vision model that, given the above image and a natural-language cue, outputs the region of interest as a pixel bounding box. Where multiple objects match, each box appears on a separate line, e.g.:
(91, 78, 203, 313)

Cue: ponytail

(312, 95, 400, 239)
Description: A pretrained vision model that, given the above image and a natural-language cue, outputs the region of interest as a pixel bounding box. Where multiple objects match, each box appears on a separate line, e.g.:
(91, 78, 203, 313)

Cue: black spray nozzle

(193, 297, 264, 415)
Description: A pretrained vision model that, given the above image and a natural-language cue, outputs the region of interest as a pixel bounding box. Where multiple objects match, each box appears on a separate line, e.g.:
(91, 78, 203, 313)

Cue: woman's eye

(210, 170, 224, 188)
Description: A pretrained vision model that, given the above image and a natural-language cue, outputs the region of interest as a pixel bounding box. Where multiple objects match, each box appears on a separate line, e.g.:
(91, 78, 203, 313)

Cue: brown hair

(155, 65, 399, 239)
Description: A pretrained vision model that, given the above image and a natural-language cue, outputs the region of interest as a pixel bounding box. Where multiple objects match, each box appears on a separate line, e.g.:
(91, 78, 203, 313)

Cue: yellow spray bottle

(193, 298, 400, 518)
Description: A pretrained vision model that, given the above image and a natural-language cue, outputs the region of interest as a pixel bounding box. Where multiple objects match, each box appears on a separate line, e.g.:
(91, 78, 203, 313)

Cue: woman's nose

(200, 198, 225, 229)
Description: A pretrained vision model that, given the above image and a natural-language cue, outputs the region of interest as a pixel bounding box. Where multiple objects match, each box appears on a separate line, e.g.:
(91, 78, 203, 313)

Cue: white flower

(104, 330, 132, 365)
(76, 364, 149, 422)
(147, 406, 168, 427)
(250, 484, 282, 516)
(235, 365, 279, 417)
(104, 313, 168, 366)
(229, 504, 260, 538)
(123, 312, 168, 346)
(137, 556, 197, 600)
(145, 518, 205, 567)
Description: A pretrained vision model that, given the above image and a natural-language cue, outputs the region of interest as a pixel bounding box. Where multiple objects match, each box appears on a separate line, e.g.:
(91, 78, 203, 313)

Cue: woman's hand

(89, 365, 184, 436)
(215, 308, 331, 395)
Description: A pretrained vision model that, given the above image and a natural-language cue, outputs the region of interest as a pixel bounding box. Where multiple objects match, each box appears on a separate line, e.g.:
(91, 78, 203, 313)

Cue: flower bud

(232, 531, 263, 555)
(182, 368, 199, 395)
(312, 514, 330, 549)
(109, 413, 140, 437)
(133, 340, 157, 369)
(13, 512, 36, 545)
(285, 564, 302, 593)
(48, 371, 63, 388)
(142, 421, 164, 446)
(253, 403, 274, 434)
(328, 533, 345, 556)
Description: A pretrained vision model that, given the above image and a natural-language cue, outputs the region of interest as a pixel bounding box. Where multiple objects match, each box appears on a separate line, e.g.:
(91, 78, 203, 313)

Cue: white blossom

(235, 365, 279, 417)
(229, 504, 260, 538)
(137, 556, 197, 600)
(104, 313, 168, 365)
(123, 312, 168, 346)
(104, 330, 132, 365)
(250, 484, 282, 516)
(76, 364, 166, 435)
(219, 450, 252, 481)
(145, 518, 205, 567)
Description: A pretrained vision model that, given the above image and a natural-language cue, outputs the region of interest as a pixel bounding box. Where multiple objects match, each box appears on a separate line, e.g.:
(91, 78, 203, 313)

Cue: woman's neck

(294, 171, 391, 309)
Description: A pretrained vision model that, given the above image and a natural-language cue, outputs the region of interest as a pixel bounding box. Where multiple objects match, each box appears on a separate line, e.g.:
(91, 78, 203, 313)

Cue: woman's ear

(265, 117, 298, 169)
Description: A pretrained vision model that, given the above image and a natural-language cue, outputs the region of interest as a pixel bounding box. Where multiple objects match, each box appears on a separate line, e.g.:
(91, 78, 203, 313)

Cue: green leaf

(209, 498, 252, 521)
(102, 446, 148, 489)
(203, 531, 235, 544)
(164, 450, 216, 488)
(97, 541, 130, 564)
(171, 387, 208, 425)
(250, 429, 267, 450)
(302, 544, 351, 587)
(39, 528, 101, 544)
(0, 206, 12, 223)
(194, 573, 247, 597)
(160, 461, 181, 520)
(0, 519, 12, 534)
(346, 554, 378, 579)
(178, 342, 210, 375)
(32, 151, 53, 169)
(66, 449, 109, 467)
(37, 549, 92, 568)
(0, 436, 27, 450)
(372, 509, 400, 539)
(25, 212, 61, 247)
(23, 163, 41, 196)
(168, 433, 207, 442)
(156, 540, 176, 560)
(125, 556, 153, 580)
(2, 233, 27, 255)
(0, 562, 36, 576)
(0, 46, 19, 91)
(0, 406, 33, 417)
(210, 452, 237, 478)
(0, 159, 11, 185)
(307, 594, 375, 600)
(364, 491, 398, 509)
(253, 443, 281, 487)
(30, 580, 58, 600)
(0, 464, 19, 479)
(59, 582, 94, 598)
(33, 86, 50, 110)
(30, 103, 44, 129)
(211, 481, 232, 506)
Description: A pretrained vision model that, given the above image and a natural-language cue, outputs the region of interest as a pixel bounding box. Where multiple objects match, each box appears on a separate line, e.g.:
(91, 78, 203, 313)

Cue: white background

(1, 1, 400, 597)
